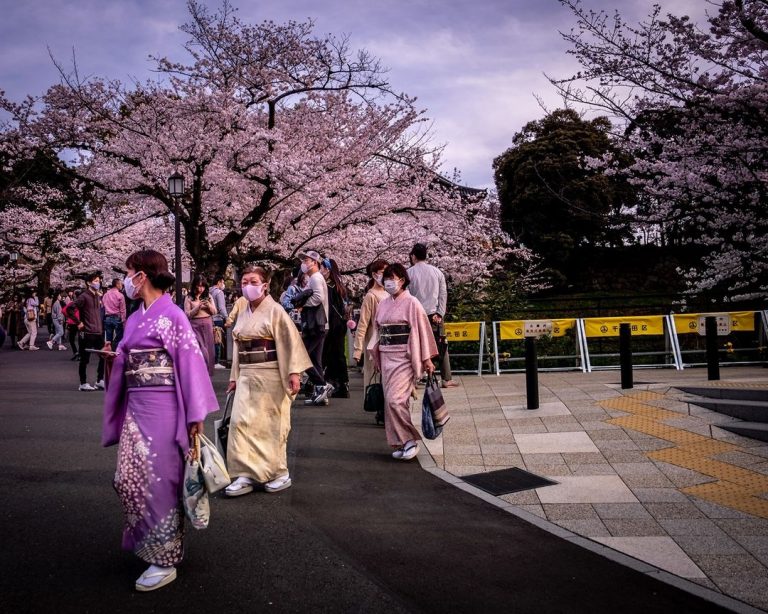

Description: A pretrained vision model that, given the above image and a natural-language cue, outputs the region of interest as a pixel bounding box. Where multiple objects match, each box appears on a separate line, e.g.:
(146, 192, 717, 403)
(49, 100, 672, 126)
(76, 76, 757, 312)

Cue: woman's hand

(287, 373, 301, 396)
(422, 359, 435, 376)
(226, 380, 236, 393)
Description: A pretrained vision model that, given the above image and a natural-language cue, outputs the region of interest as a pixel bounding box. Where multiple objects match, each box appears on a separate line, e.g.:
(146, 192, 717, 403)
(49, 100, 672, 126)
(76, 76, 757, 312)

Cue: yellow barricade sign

(674, 312, 755, 334)
(584, 316, 664, 338)
(499, 319, 576, 340)
(499, 321, 525, 340)
(444, 322, 482, 342)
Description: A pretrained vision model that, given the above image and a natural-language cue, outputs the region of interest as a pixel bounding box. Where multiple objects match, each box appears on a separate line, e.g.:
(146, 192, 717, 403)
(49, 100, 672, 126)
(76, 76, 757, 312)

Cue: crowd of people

(1, 242, 456, 592)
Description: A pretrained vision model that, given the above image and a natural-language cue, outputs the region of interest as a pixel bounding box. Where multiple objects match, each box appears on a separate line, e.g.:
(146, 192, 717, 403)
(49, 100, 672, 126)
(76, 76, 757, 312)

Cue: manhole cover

(462, 468, 558, 496)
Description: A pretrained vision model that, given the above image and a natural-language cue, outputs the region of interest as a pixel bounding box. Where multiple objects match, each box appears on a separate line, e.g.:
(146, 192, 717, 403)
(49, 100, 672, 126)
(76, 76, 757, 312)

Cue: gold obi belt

(125, 347, 175, 388)
(379, 324, 411, 346)
(238, 338, 278, 364)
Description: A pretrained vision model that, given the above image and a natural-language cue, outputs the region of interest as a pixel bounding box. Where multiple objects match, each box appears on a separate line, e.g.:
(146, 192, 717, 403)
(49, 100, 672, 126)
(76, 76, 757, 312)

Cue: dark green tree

(493, 109, 635, 285)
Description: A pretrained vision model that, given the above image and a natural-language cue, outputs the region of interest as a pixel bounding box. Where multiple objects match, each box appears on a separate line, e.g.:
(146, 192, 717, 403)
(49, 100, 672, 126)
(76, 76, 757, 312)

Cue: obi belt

(125, 347, 175, 388)
(379, 324, 411, 346)
(238, 338, 278, 364)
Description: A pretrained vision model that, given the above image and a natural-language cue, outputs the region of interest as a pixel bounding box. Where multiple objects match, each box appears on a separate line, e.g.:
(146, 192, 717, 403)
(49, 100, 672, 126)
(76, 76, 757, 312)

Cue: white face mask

(90, 281, 101, 291)
(242, 283, 265, 302)
(124, 272, 140, 300)
(300, 263, 310, 274)
(383, 279, 400, 295)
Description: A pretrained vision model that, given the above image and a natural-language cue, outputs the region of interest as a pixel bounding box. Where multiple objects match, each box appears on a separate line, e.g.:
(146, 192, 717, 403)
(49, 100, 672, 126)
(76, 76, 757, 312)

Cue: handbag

(26, 308, 35, 322)
(421, 374, 450, 440)
(364, 373, 384, 413)
(199, 433, 231, 493)
(182, 434, 209, 530)
(214, 391, 235, 457)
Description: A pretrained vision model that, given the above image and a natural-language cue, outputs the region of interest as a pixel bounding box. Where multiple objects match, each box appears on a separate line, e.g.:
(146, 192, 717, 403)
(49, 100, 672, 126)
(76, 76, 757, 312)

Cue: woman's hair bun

(151, 271, 176, 292)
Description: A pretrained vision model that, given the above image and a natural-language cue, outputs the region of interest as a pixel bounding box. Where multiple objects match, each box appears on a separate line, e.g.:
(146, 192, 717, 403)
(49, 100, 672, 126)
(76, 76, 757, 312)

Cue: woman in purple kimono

(103, 250, 218, 592)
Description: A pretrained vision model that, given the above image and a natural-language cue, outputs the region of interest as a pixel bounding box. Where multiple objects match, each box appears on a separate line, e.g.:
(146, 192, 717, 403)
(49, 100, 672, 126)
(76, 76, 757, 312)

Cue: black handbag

(364, 373, 384, 413)
(214, 391, 235, 457)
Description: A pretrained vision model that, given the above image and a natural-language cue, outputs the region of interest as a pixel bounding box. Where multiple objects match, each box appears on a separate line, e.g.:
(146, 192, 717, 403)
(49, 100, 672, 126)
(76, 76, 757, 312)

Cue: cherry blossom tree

(552, 0, 768, 299)
(1, 0, 523, 291)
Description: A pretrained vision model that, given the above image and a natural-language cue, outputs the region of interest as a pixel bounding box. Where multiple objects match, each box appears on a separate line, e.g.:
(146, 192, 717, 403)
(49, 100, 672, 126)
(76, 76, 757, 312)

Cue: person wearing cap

(297, 250, 335, 405)
(407, 243, 458, 388)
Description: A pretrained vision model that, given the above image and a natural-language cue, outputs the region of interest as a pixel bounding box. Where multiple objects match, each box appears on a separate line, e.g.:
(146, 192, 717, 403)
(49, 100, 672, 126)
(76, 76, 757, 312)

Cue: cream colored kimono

(353, 286, 389, 391)
(228, 295, 313, 483)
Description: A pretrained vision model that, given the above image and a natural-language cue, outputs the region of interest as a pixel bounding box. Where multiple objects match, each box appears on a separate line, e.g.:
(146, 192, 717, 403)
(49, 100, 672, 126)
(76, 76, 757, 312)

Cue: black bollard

(619, 323, 633, 390)
(525, 336, 539, 410)
(705, 316, 720, 381)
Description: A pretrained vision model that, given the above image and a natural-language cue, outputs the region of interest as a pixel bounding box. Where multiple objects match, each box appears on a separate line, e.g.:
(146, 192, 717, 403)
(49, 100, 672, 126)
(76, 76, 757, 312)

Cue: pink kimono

(368, 290, 437, 448)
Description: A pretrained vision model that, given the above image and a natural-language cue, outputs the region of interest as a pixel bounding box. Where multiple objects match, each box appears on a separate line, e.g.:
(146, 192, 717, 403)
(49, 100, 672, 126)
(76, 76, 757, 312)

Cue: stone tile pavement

(413, 367, 768, 612)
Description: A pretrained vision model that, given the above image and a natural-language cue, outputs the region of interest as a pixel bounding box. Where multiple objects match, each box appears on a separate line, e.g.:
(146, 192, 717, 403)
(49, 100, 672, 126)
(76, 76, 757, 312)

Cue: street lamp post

(167, 173, 185, 307)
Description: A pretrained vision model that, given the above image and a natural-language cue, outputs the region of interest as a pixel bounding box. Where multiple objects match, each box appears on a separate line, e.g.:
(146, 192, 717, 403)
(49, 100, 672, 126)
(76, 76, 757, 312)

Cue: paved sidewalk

(414, 368, 768, 611)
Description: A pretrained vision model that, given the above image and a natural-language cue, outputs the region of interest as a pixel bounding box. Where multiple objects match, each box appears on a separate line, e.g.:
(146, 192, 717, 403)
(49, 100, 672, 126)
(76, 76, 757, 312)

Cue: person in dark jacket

(320, 258, 350, 398)
(65, 273, 106, 391)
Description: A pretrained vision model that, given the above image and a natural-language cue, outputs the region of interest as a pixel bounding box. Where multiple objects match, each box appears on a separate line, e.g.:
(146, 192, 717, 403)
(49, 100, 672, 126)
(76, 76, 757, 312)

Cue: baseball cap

(298, 250, 321, 262)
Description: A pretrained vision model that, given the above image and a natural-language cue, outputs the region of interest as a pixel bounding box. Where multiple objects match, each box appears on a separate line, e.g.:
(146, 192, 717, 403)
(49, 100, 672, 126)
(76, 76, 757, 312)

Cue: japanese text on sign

(584, 316, 664, 338)
(673, 312, 755, 335)
(499, 319, 576, 340)
(444, 322, 482, 342)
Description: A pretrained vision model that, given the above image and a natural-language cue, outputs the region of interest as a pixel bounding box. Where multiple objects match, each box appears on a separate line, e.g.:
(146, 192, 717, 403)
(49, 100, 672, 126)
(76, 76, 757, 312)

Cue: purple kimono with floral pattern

(103, 294, 218, 565)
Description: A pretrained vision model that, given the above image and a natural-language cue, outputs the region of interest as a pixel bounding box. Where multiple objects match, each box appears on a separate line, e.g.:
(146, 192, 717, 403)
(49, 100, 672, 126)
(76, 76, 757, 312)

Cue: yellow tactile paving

(683, 482, 768, 518)
(599, 391, 768, 519)
(623, 391, 666, 400)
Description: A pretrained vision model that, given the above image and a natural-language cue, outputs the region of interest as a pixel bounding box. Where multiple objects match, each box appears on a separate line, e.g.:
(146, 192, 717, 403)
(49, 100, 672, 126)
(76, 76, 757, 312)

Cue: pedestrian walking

(65, 293, 80, 359)
(369, 263, 437, 461)
(279, 267, 307, 331)
(184, 274, 216, 375)
(298, 250, 334, 405)
(320, 258, 351, 398)
(102, 278, 126, 347)
(4, 295, 21, 349)
(0, 303, 5, 349)
(102, 249, 218, 592)
(46, 293, 67, 351)
(65, 274, 106, 390)
(224, 265, 312, 497)
(353, 260, 389, 404)
(42, 292, 53, 341)
(407, 243, 458, 388)
(18, 291, 40, 350)
(210, 276, 228, 369)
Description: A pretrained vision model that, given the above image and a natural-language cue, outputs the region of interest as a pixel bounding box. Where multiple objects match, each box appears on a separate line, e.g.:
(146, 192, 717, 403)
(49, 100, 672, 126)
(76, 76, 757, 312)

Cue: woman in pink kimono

(368, 263, 437, 461)
(103, 250, 218, 592)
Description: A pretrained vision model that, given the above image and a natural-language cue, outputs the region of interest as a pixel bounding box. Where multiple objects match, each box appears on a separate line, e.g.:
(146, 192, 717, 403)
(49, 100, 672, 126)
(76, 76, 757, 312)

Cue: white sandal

(135, 566, 177, 592)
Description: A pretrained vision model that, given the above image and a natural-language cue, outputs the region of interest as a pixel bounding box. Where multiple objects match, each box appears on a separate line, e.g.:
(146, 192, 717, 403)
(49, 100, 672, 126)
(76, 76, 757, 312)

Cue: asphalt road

(0, 343, 727, 613)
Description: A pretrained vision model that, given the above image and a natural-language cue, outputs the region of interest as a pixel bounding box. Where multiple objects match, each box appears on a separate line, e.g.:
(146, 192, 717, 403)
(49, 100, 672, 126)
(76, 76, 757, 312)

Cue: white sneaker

(264, 474, 292, 493)
(46, 340, 54, 350)
(400, 441, 419, 461)
(79, 383, 97, 391)
(214, 363, 227, 370)
(314, 383, 335, 405)
(17, 342, 25, 350)
(225, 477, 254, 497)
(95, 380, 105, 390)
(29, 346, 40, 351)
(391, 448, 404, 459)
(58, 345, 67, 351)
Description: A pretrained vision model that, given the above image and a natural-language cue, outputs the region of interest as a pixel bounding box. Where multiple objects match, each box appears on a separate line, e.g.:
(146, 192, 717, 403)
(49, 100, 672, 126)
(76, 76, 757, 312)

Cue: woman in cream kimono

(353, 260, 389, 409)
(368, 263, 437, 461)
(225, 265, 313, 496)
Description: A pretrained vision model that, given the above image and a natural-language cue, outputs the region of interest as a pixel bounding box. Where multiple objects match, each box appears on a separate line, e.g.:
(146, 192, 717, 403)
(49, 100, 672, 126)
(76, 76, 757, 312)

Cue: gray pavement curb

(415, 448, 763, 614)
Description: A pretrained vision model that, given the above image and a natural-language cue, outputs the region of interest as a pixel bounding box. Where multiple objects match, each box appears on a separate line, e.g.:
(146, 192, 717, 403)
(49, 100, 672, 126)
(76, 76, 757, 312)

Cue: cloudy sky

(0, 0, 705, 188)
